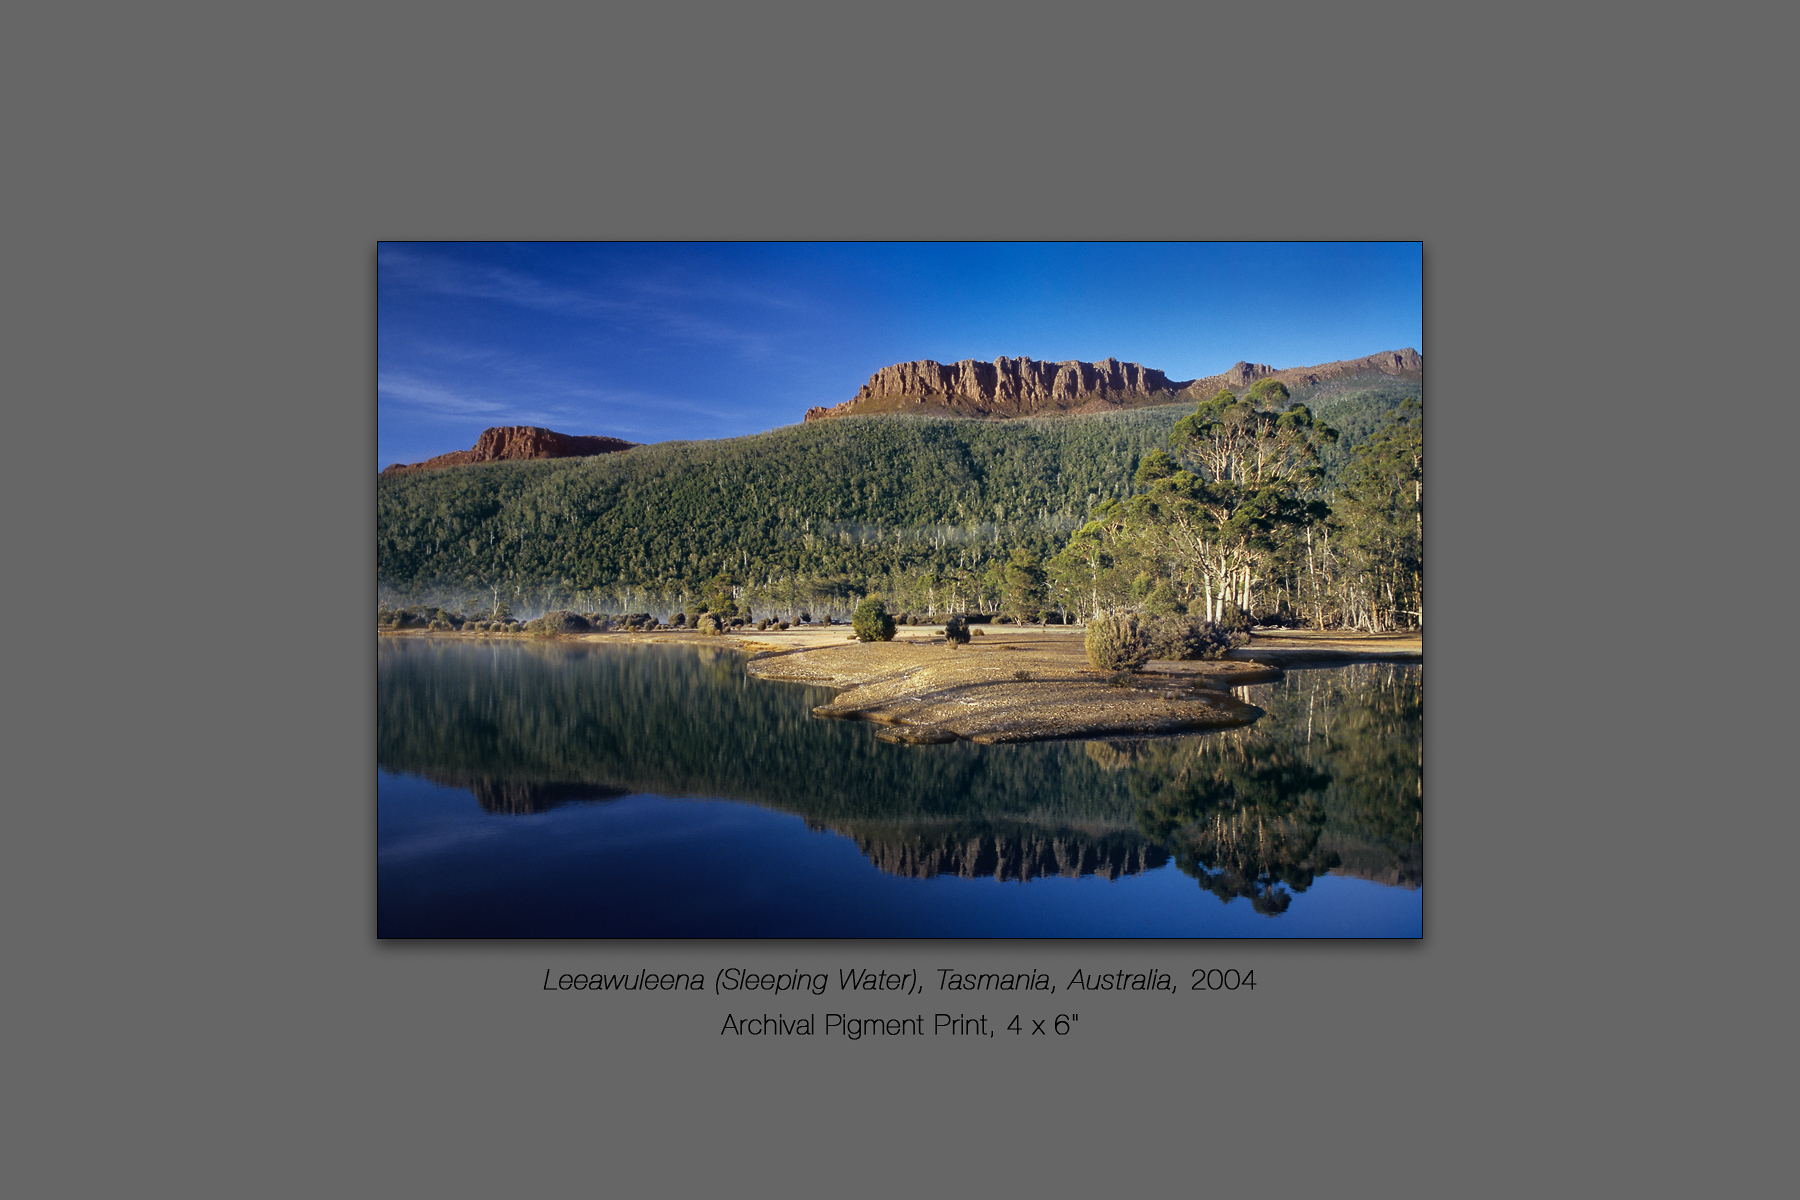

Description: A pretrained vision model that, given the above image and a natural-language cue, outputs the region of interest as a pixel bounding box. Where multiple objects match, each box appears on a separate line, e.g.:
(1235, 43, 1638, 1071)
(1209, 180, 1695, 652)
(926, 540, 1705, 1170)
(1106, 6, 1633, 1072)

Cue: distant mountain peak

(804, 348, 1421, 423)
(381, 426, 637, 476)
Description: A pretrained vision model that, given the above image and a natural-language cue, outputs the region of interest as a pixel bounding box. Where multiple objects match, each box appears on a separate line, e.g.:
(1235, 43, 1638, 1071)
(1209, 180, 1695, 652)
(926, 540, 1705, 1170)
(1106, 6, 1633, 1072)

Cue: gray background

(11, 2, 1772, 1194)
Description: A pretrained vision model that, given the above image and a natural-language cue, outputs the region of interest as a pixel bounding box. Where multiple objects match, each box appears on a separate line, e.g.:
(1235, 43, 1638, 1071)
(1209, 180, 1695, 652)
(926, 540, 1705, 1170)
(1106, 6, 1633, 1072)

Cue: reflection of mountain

(820, 820, 1168, 882)
(409, 771, 631, 814)
(378, 640, 1419, 893)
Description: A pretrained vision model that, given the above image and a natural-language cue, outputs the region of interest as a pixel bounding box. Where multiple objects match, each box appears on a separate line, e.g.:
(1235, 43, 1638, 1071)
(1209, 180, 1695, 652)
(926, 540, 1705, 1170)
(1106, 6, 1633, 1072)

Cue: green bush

(777, 621, 790, 631)
(1218, 602, 1252, 633)
(1143, 615, 1245, 660)
(944, 615, 970, 647)
(535, 610, 593, 635)
(1086, 614, 1149, 672)
(695, 612, 724, 635)
(851, 598, 897, 642)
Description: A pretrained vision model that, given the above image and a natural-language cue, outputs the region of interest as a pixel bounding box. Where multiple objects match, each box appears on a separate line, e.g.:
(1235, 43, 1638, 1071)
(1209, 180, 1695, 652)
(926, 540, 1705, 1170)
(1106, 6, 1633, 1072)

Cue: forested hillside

(376, 373, 1421, 628)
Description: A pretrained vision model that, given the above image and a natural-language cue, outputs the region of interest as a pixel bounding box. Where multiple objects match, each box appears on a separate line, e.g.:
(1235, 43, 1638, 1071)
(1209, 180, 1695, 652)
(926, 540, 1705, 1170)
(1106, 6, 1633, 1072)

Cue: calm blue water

(377, 639, 1421, 938)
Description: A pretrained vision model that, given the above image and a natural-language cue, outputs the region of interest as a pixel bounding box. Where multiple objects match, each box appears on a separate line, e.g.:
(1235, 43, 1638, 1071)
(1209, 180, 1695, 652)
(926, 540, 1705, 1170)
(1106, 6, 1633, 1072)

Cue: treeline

(1050, 384, 1421, 631)
(376, 375, 1420, 629)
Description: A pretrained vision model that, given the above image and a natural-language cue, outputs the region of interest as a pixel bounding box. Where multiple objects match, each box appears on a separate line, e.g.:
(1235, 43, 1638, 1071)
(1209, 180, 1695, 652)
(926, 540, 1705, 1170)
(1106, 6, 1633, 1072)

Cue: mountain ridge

(381, 425, 638, 476)
(804, 347, 1421, 423)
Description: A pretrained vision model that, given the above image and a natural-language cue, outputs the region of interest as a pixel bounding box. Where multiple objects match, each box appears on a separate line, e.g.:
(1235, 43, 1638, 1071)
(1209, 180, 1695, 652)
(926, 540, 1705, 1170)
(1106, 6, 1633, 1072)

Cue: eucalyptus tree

(1330, 401, 1422, 630)
(1047, 500, 1137, 620)
(1002, 547, 1048, 622)
(1131, 387, 1340, 620)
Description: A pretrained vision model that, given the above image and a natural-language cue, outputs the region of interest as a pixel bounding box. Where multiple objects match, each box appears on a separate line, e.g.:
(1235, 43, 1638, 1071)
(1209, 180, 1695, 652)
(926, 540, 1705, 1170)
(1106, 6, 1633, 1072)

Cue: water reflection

(377, 639, 1420, 902)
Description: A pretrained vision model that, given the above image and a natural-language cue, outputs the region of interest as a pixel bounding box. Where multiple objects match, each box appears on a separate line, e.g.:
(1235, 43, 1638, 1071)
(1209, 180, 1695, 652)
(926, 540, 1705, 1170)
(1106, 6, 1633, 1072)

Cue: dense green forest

(377, 373, 1421, 630)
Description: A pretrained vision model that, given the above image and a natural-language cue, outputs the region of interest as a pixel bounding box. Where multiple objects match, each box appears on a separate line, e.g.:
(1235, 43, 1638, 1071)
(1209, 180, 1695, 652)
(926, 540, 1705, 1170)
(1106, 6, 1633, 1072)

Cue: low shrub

(944, 616, 970, 647)
(777, 621, 790, 631)
(851, 598, 897, 642)
(535, 610, 593, 635)
(1143, 615, 1249, 661)
(1014, 670, 1032, 682)
(695, 612, 724, 635)
(972, 627, 985, 637)
(1086, 614, 1149, 672)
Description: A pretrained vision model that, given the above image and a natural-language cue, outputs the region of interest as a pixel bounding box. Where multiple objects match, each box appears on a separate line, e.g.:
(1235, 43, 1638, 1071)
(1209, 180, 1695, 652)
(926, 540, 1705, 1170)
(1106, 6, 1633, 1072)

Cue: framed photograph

(377, 242, 1422, 938)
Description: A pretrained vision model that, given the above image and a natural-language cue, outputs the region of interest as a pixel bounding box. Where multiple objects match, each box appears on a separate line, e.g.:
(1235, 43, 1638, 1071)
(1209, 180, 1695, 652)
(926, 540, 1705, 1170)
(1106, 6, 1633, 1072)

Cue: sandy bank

(736, 627, 1281, 744)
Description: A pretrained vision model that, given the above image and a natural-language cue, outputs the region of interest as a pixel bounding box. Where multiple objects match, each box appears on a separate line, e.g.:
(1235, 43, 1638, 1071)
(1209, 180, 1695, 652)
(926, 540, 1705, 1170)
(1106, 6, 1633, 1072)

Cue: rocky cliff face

(806, 356, 1180, 422)
(805, 348, 1421, 422)
(381, 426, 637, 476)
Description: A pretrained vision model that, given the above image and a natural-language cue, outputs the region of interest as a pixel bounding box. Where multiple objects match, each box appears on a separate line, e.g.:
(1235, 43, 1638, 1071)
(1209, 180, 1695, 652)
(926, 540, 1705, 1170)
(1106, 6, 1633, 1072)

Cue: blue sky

(377, 242, 1421, 469)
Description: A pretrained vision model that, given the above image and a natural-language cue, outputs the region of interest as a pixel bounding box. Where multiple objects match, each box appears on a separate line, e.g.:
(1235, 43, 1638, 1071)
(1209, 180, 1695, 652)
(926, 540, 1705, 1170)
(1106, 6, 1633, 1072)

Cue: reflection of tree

(378, 641, 1419, 896)
(1312, 665, 1422, 886)
(378, 638, 1144, 825)
(1087, 663, 1421, 909)
(1129, 738, 1337, 913)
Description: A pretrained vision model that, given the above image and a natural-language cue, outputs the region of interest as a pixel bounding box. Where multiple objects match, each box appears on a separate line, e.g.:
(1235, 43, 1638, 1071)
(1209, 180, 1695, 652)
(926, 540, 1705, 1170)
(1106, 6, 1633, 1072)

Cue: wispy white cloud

(378, 365, 731, 442)
(380, 247, 814, 364)
(377, 372, 568, 427)
(382, 249, 603, 318)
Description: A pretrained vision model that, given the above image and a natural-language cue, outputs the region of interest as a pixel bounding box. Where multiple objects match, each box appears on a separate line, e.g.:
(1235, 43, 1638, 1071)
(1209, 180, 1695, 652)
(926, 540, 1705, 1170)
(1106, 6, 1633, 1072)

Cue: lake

(378, 638, 1422, 937)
